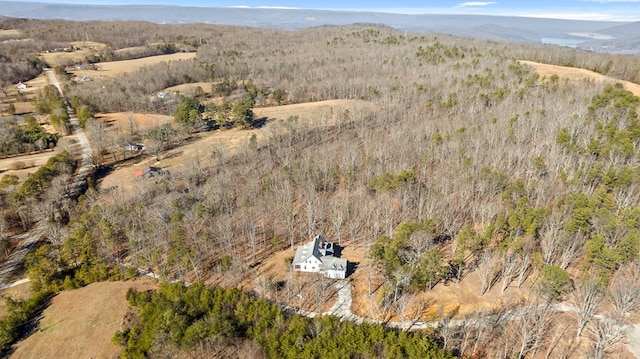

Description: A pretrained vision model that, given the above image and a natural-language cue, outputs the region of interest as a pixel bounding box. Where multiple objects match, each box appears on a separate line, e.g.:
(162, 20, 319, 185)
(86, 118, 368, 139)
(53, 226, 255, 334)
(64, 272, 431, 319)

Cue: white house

(16, 82, 26, 90)
(292, 235, 348, 279)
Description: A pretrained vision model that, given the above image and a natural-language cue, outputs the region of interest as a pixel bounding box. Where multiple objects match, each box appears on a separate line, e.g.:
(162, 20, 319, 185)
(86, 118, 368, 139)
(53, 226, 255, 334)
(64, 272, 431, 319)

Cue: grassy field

(10, 279, 156, 359)
(69, 52, 197, 79)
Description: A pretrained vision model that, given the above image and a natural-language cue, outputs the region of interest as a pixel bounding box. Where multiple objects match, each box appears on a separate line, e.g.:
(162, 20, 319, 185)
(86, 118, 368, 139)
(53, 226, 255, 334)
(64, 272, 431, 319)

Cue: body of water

(540, 37, 585, 48)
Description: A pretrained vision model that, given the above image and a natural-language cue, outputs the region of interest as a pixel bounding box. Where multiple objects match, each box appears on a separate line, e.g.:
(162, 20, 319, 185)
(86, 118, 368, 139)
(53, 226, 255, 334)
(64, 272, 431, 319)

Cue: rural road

(0, 70, 95, 288)
(45, 68, 93, 198)
(0, 150, 56, 173)
(0, 222, 46, 286)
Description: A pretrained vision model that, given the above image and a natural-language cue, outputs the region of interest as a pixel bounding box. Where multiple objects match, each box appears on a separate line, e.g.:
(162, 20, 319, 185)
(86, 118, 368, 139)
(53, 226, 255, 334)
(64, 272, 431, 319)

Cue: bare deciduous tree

(86, 117, 109, 164)
(0, 216, 10, 260)
(500, 253, 518, 292)
(510, 301, 554, 359)
(515, 251, 532, 288)
(436, 305, 459, 352)
(584, 319, 624, 359)
(391, 267, 412, 303)
(609, 261, 640, 322)
(478, 251, 499, 295)
(571, 278, 604, 338)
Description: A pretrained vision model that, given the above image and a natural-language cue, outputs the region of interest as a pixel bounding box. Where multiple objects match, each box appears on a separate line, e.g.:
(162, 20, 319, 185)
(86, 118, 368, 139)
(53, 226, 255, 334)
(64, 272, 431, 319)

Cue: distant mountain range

(1, 1, 639, 55)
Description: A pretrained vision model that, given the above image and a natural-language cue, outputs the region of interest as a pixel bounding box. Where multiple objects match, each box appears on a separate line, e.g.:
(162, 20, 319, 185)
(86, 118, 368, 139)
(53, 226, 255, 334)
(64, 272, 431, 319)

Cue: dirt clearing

(11, 278, 156, 359)
(520, 60, 640, 97)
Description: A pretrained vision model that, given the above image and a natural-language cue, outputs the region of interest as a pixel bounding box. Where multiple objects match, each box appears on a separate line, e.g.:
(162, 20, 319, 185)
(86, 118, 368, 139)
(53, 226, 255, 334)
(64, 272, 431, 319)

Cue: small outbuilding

(134, 166, 169, 179)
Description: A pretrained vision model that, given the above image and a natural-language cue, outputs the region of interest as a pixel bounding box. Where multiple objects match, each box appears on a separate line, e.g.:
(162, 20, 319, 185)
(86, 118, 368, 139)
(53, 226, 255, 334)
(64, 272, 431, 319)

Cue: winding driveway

(311, 278, 639, 356)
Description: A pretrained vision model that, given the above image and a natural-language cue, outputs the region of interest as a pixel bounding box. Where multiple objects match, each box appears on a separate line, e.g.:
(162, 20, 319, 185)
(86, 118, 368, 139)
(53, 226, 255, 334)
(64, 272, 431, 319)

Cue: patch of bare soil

(344, 243, 533, 322)
(11, 278, 156, 359)
(70, 52, 197, 80)
(520, 60, 640, 97)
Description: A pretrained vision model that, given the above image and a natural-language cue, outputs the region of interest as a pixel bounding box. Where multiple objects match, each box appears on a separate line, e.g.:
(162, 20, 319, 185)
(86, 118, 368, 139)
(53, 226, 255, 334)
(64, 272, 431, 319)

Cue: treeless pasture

(162, 82, 214, 96)
(0, 29, 23, 38)
(40, 41, 108, 67)
(96, 112, 173, 133)
(520, 60, 640, 97)
(11, 278, 156, 359)
(70, 52, 197, 79)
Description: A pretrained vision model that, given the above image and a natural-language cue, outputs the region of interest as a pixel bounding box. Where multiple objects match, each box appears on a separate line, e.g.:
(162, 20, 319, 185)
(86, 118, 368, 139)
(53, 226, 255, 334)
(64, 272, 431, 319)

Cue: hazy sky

(15, 0, 640, 21)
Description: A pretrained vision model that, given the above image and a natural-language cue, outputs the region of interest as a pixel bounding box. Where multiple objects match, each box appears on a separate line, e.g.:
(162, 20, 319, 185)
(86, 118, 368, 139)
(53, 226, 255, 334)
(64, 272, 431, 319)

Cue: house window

(303, 265, 307, 270)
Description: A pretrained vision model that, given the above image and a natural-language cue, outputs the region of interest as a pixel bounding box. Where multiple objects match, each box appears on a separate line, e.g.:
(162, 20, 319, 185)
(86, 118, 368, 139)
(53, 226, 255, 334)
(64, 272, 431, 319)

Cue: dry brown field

(162, 82, 214, 96)
(0, 29, 23, 37)
(69, 52, 197, 79)
(40, 41, 108, 67)
(520, 60, 640, 97)
(11, 278, 156, 359)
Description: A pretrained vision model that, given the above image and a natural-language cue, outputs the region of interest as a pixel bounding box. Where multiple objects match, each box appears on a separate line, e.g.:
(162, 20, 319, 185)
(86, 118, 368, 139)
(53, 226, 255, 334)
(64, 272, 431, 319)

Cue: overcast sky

(14, 0, 640, 21)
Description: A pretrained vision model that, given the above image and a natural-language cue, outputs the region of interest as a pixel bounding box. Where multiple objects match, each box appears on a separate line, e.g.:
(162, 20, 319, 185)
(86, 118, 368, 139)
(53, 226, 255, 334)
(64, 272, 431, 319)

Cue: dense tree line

(32, 84, 70, 133)
(0, 18, 209, 51)
(0, 290, 50, 355)
(0, 37, 47, 86)
(115, 282, 454, 358)
(0, 114, 59, 156)
(12, 150, 76, 202)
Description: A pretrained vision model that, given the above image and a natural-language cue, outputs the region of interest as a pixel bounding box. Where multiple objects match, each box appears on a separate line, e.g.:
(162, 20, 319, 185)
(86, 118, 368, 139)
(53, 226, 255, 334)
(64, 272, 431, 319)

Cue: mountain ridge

(0, 1, 638, 54)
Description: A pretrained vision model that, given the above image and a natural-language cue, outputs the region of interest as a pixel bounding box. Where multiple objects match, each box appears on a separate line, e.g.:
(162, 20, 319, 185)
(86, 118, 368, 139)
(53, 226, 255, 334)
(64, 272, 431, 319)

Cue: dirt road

(45, 69, 93, 198)
(0, 150, 57, 173)
(0, 223, 45, 286)
(0, 70, 95, 287)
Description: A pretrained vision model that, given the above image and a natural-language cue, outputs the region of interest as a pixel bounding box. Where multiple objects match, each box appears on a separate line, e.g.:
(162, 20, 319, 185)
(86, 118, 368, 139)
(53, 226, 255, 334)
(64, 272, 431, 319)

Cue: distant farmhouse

(16, 82, 26, 90)
(292, 235, 348, 279)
